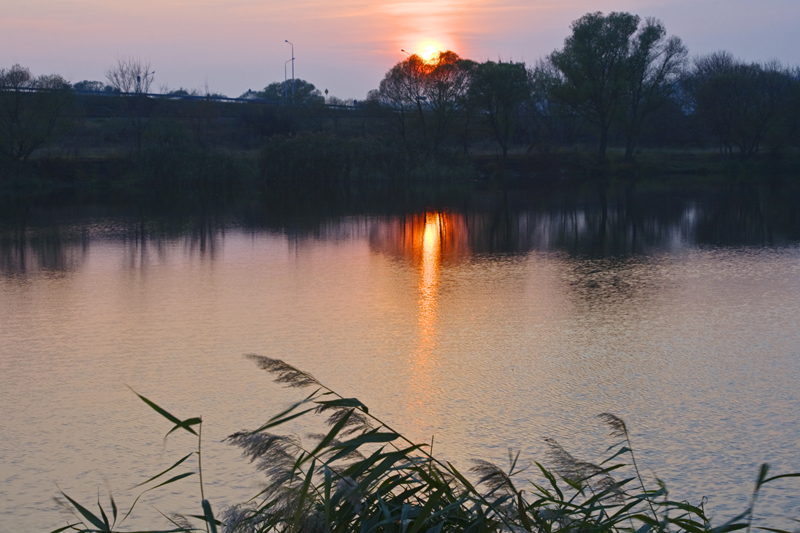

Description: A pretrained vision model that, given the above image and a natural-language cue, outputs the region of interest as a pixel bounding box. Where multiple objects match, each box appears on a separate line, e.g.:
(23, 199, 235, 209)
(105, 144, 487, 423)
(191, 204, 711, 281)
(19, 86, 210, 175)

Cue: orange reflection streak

(369, 211, 470, 433)
(403, 212, 469, 433)
(417, 212, 442, 347)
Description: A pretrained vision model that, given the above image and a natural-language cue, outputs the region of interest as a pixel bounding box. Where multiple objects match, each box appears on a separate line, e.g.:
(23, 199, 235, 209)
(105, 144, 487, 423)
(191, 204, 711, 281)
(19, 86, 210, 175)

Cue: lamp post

(400, 49, 410, 56)
(284, 59, 292, 102)
(285, 40, 295, 103)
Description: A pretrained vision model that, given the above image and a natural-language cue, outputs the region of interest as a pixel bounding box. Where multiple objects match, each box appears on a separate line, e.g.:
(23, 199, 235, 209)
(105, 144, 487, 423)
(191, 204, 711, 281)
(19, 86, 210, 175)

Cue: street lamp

(400, 49, 410, 56)
(284, 59, 292, 102)
(285, 40, 295, 103)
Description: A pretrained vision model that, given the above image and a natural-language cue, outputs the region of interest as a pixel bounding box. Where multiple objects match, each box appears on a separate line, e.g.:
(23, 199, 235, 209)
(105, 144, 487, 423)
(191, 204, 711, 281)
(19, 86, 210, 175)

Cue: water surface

(1, 183, 799, 531)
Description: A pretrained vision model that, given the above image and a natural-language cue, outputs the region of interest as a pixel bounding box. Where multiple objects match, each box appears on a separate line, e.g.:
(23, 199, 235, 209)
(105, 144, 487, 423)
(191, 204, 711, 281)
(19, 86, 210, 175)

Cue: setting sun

(420, 43, 442, 62)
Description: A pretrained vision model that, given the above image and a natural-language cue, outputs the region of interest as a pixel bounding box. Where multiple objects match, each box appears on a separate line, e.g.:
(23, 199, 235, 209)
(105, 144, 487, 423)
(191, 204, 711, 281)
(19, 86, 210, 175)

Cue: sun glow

(420, 42, 442, 62)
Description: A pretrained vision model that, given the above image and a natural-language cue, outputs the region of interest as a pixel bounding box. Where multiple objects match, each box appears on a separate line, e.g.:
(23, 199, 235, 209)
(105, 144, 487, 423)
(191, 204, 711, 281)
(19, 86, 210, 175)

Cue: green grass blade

(315, 397, 370, 413)
(166, 417, 203, 438)
(250, 407, 316, 434)
(147, 472, 195, 491)
(59, 491, 109, 532)
(517, 492, 533, 532)
(408, 486, 445, 533)
(97, 489, 110, 530)
(291, 459, 316, 533)
(202, 500, 219, 533)
(333, 429, 400, 450)
(109, 492, 118, 525)
(48, 523, 81, 533)
(762, 472, 800, 484)
(535, 462, 564, 501)
(297, 410, 353, 468)
(324, 466, 332, 533)
(128, 387, 198, 437)
(135, 452, 194, 487)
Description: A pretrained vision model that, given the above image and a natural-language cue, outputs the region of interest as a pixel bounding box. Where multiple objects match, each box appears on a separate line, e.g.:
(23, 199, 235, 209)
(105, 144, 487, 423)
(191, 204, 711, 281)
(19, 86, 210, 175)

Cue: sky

(1, 0, 799, 99)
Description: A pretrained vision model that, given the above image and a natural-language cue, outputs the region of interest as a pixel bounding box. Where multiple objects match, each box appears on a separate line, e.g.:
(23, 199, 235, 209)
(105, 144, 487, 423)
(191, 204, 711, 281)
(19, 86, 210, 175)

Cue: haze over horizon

(1, 0, 798, 99)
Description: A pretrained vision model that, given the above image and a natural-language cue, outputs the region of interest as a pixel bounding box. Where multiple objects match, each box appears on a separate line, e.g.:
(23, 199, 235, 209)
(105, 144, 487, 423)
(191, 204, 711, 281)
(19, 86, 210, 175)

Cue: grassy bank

(3, 92, 800, 204)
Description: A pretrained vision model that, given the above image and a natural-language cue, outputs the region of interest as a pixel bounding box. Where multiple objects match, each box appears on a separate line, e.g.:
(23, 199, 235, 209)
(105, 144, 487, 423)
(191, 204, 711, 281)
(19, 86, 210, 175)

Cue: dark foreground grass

(53, 356, 799, 533)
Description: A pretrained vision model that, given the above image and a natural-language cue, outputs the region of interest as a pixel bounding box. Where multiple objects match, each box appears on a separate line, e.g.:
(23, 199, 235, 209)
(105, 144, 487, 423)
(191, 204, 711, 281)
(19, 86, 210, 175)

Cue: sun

(419, 43, 441, 62)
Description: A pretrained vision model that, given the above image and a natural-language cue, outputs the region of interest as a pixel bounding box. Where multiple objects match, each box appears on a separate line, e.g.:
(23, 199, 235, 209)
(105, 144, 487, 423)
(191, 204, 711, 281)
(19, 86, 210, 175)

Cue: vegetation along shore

(52, 356, 800, 533)
(3, 10, 800, 202)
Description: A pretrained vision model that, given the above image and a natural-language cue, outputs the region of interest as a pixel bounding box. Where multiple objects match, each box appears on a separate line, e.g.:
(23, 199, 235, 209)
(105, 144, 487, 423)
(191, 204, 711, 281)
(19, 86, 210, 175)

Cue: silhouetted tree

(0, 64, 71, 162)
(550, 11, 640, 161)
(73, 80, 117, 93)
(259, 79, 324, 106)
(372, 52, 474, 152)
(105, 56, 156, 155)
(622, 17, 687, 160)
(526, 60, 583, 151)
(688, 52, 795, 157)
(423, 51, 475, 150)
(373, 54, 429, 148)
(469, 60, 530, 160)
(105, 56, 154, 95)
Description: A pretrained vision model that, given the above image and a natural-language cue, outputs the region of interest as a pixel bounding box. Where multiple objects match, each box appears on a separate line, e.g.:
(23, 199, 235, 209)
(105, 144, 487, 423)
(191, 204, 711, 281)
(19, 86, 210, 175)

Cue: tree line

(367, 11, 800, 161)
(2, 11, 800, 166)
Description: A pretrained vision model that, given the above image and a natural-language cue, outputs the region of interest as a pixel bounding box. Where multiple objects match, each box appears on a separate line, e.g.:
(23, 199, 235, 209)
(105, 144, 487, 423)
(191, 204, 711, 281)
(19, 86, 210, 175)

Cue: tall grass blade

(59, 490, 109, 532)
(291, 459, 316, 533)
(408, 485, 445, 533)
(128, 387, 198, 437)
(49, 523, 81, 533)
(762, 472, 800, 484)
(296, 409, 353, 469)
(136, 453, 194, 487)
(97, 489, 110, 530)
(324, 465, 332, 533)
(315, 397, 370, 413)
(250, 407, 316, 434)
(202, 500, 218, 533)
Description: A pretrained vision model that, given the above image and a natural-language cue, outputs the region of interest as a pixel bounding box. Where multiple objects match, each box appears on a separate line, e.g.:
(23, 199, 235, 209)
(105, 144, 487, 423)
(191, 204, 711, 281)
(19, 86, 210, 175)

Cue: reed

(52, 356, 799, 533)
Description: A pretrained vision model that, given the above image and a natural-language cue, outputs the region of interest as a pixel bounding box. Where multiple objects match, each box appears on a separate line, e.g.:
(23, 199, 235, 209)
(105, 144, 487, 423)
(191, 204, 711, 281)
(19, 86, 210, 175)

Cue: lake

(1, 180, 799, 531)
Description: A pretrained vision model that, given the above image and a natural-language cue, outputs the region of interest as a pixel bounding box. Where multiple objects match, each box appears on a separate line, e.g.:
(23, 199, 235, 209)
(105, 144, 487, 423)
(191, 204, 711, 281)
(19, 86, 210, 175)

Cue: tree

(423, 51, 475, 150)
(374, 54, 429, 148)
(526, 59, 582, 152)
(0, 64, 71, 163)
(372, 52, 474, 152)
(468, 60, 530, 160)
(73, 80, 117, 93)
(688, 52, 795, 157)
(259, 79, 324, 106)
(550, 11, 640, 161)
(622, 18, 687, 160)
(105, 56, 154, 95)
(105, 56, 155, 155)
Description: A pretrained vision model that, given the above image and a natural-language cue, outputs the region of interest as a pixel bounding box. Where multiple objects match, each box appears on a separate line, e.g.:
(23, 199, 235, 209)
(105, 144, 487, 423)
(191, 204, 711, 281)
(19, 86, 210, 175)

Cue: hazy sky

(1, 0, 798, 99)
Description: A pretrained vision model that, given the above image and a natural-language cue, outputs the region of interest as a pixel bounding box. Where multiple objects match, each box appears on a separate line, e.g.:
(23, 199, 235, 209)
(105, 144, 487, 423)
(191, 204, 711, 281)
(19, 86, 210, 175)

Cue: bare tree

(105, 56, 155, 154)
(105, 56, 154, 94)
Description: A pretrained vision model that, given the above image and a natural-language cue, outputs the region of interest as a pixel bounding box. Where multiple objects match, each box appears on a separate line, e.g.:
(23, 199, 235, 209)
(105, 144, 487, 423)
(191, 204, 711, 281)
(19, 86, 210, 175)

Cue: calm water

(1, 183, 800, 531)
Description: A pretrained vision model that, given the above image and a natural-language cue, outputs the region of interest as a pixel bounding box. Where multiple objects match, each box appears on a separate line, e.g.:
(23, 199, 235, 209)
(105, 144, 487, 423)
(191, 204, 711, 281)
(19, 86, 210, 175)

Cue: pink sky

(1, 0, 798, 99)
